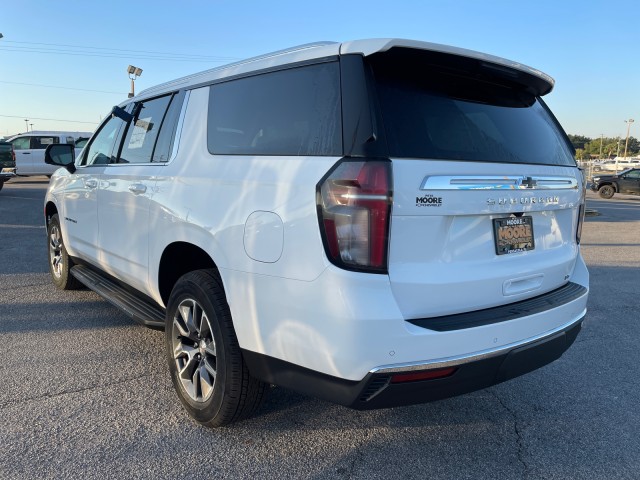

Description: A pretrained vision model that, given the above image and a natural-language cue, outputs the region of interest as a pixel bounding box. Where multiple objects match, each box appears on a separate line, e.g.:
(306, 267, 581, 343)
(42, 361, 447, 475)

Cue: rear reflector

(390, 367, 457, 384)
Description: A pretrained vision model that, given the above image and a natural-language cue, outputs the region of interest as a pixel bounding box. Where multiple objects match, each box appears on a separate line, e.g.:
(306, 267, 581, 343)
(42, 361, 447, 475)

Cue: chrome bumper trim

(420, 175, 579, 191)
(369, 309, 586, 375)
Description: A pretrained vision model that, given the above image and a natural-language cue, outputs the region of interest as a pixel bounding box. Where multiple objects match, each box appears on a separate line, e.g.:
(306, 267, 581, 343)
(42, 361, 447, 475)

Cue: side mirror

(45, 144, 76, 173)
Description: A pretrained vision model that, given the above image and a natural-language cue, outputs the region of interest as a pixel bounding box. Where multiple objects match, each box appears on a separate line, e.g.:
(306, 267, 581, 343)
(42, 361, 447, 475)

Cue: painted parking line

(0, 224, 45, 229)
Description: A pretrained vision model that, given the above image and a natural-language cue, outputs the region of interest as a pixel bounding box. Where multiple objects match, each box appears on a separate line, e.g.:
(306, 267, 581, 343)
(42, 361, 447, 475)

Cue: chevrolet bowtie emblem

(521, 176, 537, 188)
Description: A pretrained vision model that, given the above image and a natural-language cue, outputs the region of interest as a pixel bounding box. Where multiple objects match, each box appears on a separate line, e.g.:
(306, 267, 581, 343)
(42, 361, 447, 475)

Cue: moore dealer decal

(416, 194, 443, 207)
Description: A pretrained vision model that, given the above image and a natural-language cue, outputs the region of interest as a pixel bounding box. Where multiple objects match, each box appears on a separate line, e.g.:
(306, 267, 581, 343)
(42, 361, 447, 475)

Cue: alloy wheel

(49, 224, 63, 279)
(599, 185, 614, 199)
(171, 298, 218, 402)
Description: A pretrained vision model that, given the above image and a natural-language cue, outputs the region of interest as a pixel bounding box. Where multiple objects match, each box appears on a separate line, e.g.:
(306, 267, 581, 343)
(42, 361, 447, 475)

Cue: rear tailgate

(388, 159, 582, 318)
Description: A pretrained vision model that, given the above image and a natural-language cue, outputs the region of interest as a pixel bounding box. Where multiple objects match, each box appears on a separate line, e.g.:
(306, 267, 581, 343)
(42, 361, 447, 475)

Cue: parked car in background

(43, 39, 589, 427)
(593, 158, 640, 172)
(0, 141, 17, 191)
(6, 131, 91, 176)
(591, 168, 640, 198)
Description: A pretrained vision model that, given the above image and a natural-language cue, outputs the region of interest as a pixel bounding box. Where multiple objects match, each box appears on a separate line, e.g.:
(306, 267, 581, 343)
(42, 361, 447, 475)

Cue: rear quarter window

(207, 62, 342, 156)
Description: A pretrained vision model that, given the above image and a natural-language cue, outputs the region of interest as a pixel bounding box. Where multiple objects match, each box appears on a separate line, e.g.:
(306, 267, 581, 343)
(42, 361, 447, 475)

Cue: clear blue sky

(1, 0, 638, 139)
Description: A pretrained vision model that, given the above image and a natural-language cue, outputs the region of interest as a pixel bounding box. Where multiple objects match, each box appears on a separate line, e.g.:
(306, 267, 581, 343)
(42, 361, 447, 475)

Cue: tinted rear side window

(207, 62, 342, 156)
(369, 50, 575, 166)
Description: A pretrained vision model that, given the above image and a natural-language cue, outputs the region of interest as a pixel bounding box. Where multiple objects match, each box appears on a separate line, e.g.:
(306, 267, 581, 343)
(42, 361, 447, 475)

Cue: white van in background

(7, 131, 91, 176)
(599, 158, 640, 172)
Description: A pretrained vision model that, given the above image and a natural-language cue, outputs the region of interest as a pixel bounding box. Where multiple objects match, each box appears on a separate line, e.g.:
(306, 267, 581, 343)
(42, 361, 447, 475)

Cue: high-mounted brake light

(317, 159, 392, 273)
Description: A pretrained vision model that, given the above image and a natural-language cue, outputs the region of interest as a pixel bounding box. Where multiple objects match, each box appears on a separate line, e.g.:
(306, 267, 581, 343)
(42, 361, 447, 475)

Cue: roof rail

(137, 41, 338, 97)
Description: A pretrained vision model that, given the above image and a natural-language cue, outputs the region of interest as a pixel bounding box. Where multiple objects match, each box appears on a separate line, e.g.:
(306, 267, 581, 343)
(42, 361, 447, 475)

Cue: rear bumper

(0, 170, 16, 181)
(243, 314, 583, 409)
(227, 255, 589, 382)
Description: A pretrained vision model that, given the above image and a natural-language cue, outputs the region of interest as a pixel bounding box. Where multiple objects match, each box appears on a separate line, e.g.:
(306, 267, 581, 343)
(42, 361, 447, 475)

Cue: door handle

(128, 183, 147, 195)
(85, 178, 98, 189)
(22, 152, 31, 155)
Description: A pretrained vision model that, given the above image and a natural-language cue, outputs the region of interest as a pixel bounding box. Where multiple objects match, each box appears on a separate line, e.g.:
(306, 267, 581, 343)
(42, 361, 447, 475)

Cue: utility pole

(599, 134, 604, 159)
(624, 119, 634, 158)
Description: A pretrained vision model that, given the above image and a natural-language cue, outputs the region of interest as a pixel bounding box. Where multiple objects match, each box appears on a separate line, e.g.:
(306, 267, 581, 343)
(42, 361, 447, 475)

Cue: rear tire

(165, 269, 268, 427)
(598, 184, 615, 199)
(47, 214, 83, 290)
(0, 181, 4, 192)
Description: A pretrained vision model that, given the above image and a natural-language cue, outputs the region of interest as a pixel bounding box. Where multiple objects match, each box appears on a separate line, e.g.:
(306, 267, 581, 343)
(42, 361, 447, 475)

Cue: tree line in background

(568, 134, 639, 160)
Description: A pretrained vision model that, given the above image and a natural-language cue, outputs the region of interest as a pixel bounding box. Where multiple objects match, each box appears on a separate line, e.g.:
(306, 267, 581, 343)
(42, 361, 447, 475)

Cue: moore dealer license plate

(493, 216, 534, 255)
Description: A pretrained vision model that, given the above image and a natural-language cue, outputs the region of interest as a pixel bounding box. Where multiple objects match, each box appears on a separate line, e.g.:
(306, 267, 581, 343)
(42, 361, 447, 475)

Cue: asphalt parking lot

(1, 177, 638, 480)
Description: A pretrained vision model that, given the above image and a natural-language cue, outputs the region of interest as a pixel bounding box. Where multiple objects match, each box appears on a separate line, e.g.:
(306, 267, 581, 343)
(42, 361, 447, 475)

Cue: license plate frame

(493, 216, 535, 255)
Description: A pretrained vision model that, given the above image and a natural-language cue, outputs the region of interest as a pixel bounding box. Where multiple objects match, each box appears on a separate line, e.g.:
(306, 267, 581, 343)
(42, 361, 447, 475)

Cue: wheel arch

(598, 181, 617, 191)
(45, 201, 58, 223)
(158, 241, 219, 306)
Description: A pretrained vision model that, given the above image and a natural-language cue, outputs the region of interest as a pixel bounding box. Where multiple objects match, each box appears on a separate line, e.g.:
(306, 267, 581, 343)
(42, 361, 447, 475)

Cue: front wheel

(165, 269, 268, 427)
(598, 184, 615, 199)
(47, 214, 83, 290)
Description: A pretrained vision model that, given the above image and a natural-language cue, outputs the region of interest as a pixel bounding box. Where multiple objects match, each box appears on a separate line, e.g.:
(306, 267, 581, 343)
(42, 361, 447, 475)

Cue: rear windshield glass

(368, 50, 575, 166)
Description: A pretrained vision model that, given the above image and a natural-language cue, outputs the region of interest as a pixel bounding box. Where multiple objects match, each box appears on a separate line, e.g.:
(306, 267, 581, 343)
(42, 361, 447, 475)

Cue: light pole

(617, 137, 621, 157)
(24, 119, 29, 132)
(30, 123, 34, 132)
(127, 65, 143, 98)
(624, 119, 634, 158)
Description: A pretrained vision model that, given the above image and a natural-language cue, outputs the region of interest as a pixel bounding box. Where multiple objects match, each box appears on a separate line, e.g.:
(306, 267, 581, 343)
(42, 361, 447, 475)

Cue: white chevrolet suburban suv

(44, 39, 589, 427)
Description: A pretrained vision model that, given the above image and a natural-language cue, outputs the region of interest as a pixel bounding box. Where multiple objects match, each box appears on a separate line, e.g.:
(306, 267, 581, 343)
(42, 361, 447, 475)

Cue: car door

(62, 117, 125, 263)
(10, 136, 33, 174)
(617, 169, 640, 194)
(98, 92, 183, 294)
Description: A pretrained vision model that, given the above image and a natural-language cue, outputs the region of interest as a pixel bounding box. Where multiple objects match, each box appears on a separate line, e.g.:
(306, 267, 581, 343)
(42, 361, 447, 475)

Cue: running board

(70, 265, 166, 329)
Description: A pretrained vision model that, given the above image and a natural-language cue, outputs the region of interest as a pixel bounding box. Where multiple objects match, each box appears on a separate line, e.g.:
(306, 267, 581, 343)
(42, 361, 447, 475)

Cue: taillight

(576, 169, 586, 244)
(11, 148, 16, 163)
(317, 159, 392, 273)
